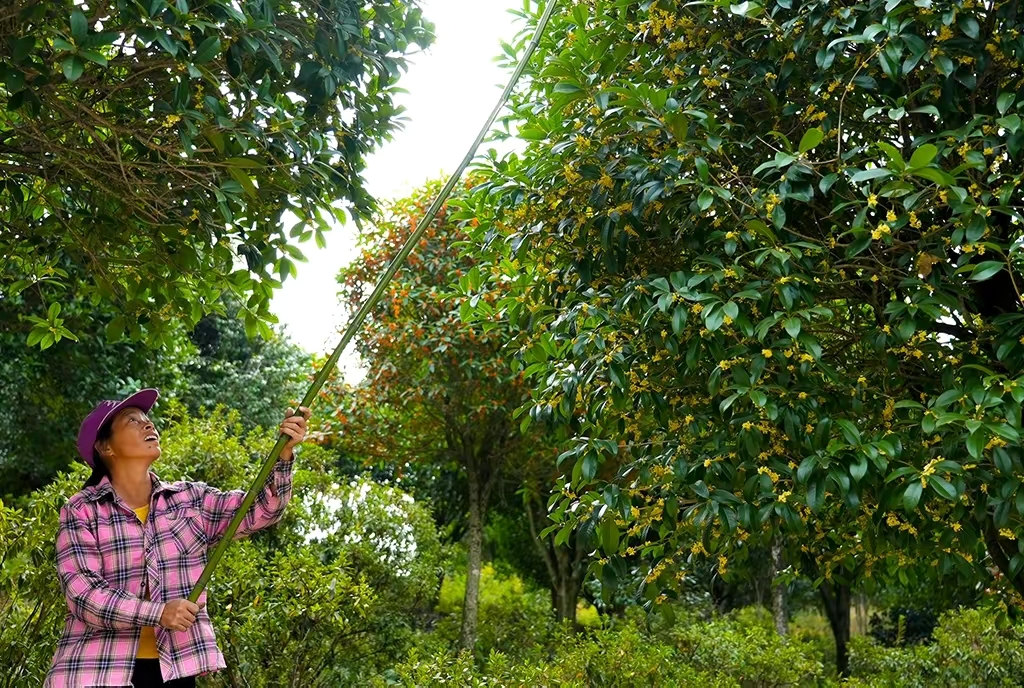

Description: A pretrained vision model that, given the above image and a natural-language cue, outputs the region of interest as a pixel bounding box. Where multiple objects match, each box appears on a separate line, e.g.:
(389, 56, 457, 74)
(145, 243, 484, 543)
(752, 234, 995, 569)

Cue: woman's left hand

(279, 406, 311, 461)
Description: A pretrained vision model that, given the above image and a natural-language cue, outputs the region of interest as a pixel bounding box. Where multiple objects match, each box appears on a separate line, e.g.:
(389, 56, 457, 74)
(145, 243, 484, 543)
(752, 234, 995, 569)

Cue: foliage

(432, 562, 558, 661)
(0, 292, 193, 496)
(868, 606, 937, 647)
(1, 0, 432, 348)
(0, 293, 309, 496)
(0, 406, 443, 687)
(376, 606, 829, 687)
(670, 606, 825, 687)
(180, 297, 311, 433)
(459, 0, 1024, 615)
(325, 179, 530, 469)
(849, 608, 1024, 687)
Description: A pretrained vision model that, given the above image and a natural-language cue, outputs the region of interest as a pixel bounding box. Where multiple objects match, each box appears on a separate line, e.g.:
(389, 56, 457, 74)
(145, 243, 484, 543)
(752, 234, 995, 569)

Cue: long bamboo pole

(188, 0, 560, 603)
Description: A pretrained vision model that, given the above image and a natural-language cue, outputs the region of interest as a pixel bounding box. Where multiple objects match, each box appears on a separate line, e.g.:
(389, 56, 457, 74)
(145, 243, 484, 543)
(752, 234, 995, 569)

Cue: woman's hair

(83, 419, 115, 489)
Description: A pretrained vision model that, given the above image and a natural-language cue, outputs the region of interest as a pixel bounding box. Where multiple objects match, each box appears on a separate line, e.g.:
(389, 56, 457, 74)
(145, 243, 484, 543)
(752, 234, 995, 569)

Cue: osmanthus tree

(319, 181, 547, 652)
(0, 0, 432, 348)
(457, 0, 1024, 674)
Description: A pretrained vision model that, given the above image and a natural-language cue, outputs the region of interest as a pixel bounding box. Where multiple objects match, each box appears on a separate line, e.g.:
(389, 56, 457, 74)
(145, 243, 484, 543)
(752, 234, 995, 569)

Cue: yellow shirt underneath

(132, 505, 159, 659)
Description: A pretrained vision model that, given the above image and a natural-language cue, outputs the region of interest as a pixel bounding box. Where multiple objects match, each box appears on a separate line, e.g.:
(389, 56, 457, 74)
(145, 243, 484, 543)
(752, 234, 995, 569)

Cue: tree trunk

(820, 580, 852, 677)
(769, 535, 788, 636)
(459, 462, 484, 652)
(552, 545, 583, 625)
(525, 492, 584, 626)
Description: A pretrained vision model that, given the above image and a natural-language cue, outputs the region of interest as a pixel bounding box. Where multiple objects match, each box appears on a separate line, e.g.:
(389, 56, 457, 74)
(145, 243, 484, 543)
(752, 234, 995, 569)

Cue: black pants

(131, 659, 196, 687)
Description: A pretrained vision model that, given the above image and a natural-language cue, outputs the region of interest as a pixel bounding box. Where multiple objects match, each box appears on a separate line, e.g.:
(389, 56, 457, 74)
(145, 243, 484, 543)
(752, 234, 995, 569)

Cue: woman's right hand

(159, 599, 201, 632)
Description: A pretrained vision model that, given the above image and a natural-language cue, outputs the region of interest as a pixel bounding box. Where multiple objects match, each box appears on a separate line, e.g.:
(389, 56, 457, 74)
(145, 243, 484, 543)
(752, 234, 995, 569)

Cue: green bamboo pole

(188, 0, 560, 603)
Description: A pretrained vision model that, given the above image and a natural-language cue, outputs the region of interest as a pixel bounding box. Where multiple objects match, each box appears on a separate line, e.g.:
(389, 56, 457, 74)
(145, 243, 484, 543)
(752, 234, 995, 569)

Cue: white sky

(271, 0, 524, 382)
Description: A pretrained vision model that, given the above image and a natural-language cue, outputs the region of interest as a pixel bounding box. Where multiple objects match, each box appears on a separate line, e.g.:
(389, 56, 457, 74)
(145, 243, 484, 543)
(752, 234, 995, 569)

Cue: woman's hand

(159, 599, 202, 633)
(280, 406, 311, 461)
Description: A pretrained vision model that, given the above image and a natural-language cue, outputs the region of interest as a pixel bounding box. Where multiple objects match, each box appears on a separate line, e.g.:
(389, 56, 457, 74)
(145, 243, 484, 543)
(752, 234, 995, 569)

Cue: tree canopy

(459, 0, 1024, 644)
(1, 0, 432, 348)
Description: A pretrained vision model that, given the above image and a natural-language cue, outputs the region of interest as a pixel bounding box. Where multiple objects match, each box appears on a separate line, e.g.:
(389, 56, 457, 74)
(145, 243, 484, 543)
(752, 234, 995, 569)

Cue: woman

(45, 388, 311, 687)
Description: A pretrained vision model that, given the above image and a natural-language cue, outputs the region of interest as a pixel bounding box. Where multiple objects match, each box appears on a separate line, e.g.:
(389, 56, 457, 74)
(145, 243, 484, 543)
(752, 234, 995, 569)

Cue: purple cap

(77, 389, 160, 467)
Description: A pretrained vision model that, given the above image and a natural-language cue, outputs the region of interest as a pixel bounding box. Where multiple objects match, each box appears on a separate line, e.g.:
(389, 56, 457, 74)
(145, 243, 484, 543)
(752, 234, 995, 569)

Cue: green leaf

(553, 81, 582, 94)
(697, 189, 713, 211)
(797, 456, 816, 484)
(967, 431, 985, 460)
(911, 167, 954, 186)
(850, 168, 892, 183)
(228, 168, 258, 197)
(70, 8, 88, 41)
(909, 144, 938, 168)
(62, 56, 84, 82)
(877, 141, 905, 170)
(886, 466, 918, 483)
(745, 219, 777, 244)
(79, 50, 108, 67)
(903, 481, 923, 512)
(609, 362, 626, 389)
(784, 317, 801, 338)
(671, 305, 687, 335)
(194, 36, 222, 64)
(105, 316, 126, 342)
(836, 419, 861, 445)
(930, 476, 956, 500)
(705, 305, 725, 331)
(694, 157, 709, 183)
(998, 93, 1015, 116)
(799, 128, 824, 153)
(850, 456, 868, 482)
(970, 261, 1004, 282)
(47, 302, 61, 320)
(600, 518, 620, 555)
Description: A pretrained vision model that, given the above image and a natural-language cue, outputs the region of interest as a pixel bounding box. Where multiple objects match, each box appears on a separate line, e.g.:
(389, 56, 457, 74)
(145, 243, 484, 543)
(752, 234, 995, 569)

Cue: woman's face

(97, 407, 161, 468)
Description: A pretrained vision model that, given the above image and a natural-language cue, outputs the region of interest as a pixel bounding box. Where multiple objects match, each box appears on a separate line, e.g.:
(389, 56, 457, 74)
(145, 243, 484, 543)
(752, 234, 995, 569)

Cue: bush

(849, 608, 1024, 687)
(671, 607, 825, 687)
(375, 620, 732, 687)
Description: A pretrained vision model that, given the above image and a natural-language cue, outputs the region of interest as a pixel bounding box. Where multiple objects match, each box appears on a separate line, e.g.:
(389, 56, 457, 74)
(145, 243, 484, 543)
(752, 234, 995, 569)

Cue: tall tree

(462, 0, 1024, 675)
(1, 0, 432, 349)
(322, 181, 540, 652)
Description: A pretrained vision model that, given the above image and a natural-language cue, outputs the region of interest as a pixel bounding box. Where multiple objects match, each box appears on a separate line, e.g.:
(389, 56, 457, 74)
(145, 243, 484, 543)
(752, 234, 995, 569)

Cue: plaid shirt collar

(82, 472, 190, 503)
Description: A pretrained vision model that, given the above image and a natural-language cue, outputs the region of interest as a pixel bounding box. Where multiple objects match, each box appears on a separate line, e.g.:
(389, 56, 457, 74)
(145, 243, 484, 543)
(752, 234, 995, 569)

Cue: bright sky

(271, 0, 524, 381)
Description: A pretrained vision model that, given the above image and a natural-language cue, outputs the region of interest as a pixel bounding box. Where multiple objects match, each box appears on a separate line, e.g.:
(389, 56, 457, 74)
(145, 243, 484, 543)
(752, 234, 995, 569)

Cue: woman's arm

(198, 459, 294, 544)
(198, 407, 307, 544)
(56, 505, 165, 630)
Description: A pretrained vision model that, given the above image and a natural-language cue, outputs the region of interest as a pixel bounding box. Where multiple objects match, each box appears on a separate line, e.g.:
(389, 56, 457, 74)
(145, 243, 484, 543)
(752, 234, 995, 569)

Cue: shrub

(671, 607, 825, 687)
(375, 621, 732, 687)
(849, 608, 1024, 687)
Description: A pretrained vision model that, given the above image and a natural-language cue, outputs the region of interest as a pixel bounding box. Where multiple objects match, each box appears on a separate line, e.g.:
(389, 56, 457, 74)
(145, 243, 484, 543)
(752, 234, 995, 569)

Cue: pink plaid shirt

(45, 461, 294, 687)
